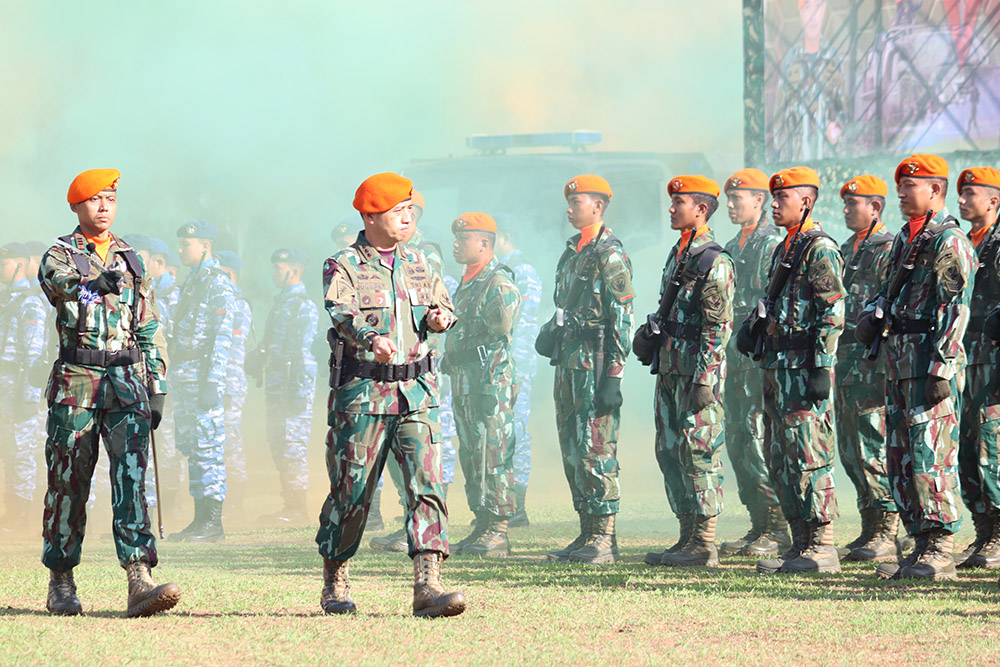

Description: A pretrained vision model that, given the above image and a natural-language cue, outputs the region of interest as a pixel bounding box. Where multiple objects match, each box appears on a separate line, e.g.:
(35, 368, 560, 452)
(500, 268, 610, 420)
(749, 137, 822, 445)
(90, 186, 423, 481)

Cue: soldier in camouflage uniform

(252, 247, 319, 523)
(634, 176, 735, 568)
(39, 169, 179, 617)
(0, 243, 47, 532)
(855, 154, 976, 581)
(216, 250, 251, 521)
(168, 220, 236, 543)
(833, 176, 901, 563)
(495, 217, 542, 527)
(316, 172, 464, 618)
(717, 169, 790, 558)
(442, 213, 521, 557)
(537, 174, 635, 565)
(735, 167, 846, 574)
(955, 167, 1000, 569)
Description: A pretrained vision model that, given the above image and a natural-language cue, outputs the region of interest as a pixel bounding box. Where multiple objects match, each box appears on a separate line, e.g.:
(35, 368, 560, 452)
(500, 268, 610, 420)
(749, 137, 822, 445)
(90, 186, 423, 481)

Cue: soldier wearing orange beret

(855, 154, 976, 581)
(956, 167, 1000, 570)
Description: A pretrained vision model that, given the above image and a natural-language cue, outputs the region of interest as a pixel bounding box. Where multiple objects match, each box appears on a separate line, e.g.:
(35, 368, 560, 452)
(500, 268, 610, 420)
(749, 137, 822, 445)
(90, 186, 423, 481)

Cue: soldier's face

(452, 231, 487, 264)
(566, 194, 601, 229)
(896, 177, 937, 218)
(221, 267, 238, 285)
(149, 254, 167, 280)
(271, 261, 295, 287)
(365, 200, 414, 247)
(726, 190, 761, 226)
(771, 188, 809, 227)
(178, 237, 210, 267)
(842, 195, 876, 232)
(958, 185, 997, 223)
(70, 190, 117, 236)
(800, 0, 826, 41)
(0, 257, 23, 284)
(137, 249, 152, 268)
(669, 194, 700, 231)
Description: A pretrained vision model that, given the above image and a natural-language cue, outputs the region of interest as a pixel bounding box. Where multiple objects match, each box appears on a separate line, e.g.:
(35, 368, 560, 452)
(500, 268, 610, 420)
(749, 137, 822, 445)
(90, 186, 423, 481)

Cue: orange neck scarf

(738, 223, 757, 250)
(970, 219, 996, 248)
(462, 253, 494, 284)
(907, 214, 929, 243)
(576, 222, 603, 253)
(783, 218, 816, 251)
(677, 224, 710, 258)
(852, 221, 885, 254)
(83, 232, 112, 263)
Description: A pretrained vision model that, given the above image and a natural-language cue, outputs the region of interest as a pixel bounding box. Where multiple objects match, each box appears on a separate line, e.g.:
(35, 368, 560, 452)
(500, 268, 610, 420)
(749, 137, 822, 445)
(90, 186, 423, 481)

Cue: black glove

(690, 383, 715, 412)
(148, 393, 165, 430)
(632, 322, 659, 366)
(90, 269, 123, 296)
(986, 310, 1000, 343)
(804, 367, 831, 402)
(735, 320, 755, 357)
(854, 311, 879, 346)
(594, 377, 623, 417)
(924, 374, 950, 405)
(198, 382, 221, 412)
(534, 319, 557, 359)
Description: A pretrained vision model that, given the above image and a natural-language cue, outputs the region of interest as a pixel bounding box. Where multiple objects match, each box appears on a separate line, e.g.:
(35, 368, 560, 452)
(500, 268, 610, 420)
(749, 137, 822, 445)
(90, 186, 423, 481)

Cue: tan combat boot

(547, 513, 590, 562)
(46, 569, 82, 616)
(412, 551, 465, 618)
(320, 558, 356, 615)
(661, 515, 719, 567)
(452, 514, 489, 556)
(645, 514, 693, 565)
(848, 510, 900, 562)
(967, 513, 1000, 569)
(956, 511, 991, 568)
(464, 516, 511, 558)
(875, 532, 926, 579)
(780, 522, 840, 573)
(897, 529, 956, 580)
(567, 515, 617, 564)
(720, 508, 764, 556)
(125, 560, 180, 618)
(744, 507, 792, 557)
(757, 518, 805, 574)
(838, 507, 876, 559)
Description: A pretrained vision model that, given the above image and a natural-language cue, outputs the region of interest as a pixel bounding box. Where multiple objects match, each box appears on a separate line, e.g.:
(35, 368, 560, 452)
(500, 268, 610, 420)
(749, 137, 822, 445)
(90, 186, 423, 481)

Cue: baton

(150, 427, 165, 539)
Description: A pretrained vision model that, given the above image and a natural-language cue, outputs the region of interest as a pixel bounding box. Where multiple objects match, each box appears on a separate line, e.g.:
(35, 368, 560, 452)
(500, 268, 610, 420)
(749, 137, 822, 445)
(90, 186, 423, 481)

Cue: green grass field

(3, 499, 1000, 665)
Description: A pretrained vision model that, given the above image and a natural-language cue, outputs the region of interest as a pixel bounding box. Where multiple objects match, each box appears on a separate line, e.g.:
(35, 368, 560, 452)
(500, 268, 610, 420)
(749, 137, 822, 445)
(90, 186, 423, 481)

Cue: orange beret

(67, 168, 120, 204)
(668, 175, 720, 198)
(725, 168, 769, 193)
(895, 154, 949, 183)
(353, 172, 413, 214)
(958, 167, 1000, 194)
(411, 189, 425, 211)
(451, 212, 497, 235)
(565, 174, 613, 200)
(840, 175, 888, 199)
(769, 166, 820, 193)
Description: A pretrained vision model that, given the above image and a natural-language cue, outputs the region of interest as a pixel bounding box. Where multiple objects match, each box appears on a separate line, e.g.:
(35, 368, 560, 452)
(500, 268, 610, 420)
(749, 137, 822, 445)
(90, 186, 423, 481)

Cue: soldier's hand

(371, 335, 397, 363)
(924, 374, 950, 405)
(426, 308, 452, 332)
(148, 393, 165, 430)
(985, 310, 1000, 343)
(198, 382, 221, 412)
(854, 311, 879, 346)
(632, 322, 658, 366)
(91, 269, 123, 296)
(735, 320, 755, 357)
(804, 367, 831, 402)
(594, 377, 622, 417)
(690, 383, 715, 412)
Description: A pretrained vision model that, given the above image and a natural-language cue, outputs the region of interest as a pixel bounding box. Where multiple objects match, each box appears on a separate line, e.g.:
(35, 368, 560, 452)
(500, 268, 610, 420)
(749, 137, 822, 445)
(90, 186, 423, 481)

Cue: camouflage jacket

(655, 229, 735, 385)
(152, 272, 179, 338)
(39, 229, 167, 407)
(965, 223, 1000, 367)
(550, 225, 635, 378)
(442, 256, 521, 395)
(323, 232, 454, 415)
(723, 221, 782, 372)
(406, 228, 444, 277)
(836, 227, 894, 385)
(169, 256, 236, 387)
(223, 287, 252, 398)
(0, 278, 49, 402)
(869, 210, 975, 381)
(262, 281, 319, 400)
(759, 224, 846, 370)
(499, 249, 542, 381)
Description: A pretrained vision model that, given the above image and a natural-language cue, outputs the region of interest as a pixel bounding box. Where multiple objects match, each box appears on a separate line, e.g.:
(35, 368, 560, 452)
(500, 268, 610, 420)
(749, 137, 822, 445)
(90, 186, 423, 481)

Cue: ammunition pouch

(534, 316, 559, 359)
(59, 346, 141, 368)
(888, 318, 934, 335)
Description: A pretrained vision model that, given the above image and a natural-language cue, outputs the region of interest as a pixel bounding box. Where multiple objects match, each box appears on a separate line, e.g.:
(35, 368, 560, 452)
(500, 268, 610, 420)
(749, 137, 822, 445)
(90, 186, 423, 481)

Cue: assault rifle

(636, 239, 695, 374)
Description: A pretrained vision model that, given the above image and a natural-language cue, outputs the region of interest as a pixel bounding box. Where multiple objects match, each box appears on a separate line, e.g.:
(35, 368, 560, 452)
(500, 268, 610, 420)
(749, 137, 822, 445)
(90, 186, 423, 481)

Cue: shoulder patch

(934, 246, 967, 294)
(602, 253, 635, 304)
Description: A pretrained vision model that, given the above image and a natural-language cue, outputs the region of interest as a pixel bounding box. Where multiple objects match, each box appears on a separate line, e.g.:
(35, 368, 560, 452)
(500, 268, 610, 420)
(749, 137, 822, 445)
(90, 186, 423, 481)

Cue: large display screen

(764, 0, 1000, 161)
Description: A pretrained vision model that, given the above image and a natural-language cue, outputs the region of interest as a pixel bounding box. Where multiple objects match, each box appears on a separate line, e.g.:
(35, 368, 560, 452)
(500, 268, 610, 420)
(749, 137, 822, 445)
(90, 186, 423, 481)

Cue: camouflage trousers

(379, 388, 456, 499)
(265, 391, 312, 493)
(42, 397, 157, 571)
(762, 368, 839, 524)
(316, 408, 449, 560)
(511, 361, 535, 487)
(0, 379, 41, 502)
(173, 381, 227, 502)
(454, 387, 518, 519)
(886, 374, 963, 535)
(723, 365, 780, 515)
(654, 372, 725, 518)
(223, 393, 248, 485)
(834, 378, 894, 513)
(554, 367, 621, 517)
(959, 364, 1000, 515)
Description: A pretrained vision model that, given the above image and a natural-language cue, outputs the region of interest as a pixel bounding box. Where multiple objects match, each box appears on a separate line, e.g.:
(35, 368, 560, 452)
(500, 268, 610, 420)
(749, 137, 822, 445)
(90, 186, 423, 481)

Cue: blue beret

(148, 237, 169, 255)
(121, 233, 151, 251)
(177, 219, 218, 240)
(271, 247, 308, 265)
(0, 242, 30, 259)
(215, 250, 242, 272)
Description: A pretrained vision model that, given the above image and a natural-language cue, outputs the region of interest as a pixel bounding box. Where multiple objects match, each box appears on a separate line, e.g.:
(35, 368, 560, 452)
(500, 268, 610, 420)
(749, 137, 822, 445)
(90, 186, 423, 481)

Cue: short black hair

(691, 193, 719, 220)
(591, 193, 610, 212)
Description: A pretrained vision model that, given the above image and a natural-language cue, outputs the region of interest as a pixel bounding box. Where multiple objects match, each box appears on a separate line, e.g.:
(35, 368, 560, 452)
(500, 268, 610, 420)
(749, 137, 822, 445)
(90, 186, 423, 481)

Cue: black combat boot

(720, 507, 764, 556)
(567, 515, 617, 564)
(547, 513, 589, 562)
(186, 498, 225, 543)
(757, 518, 805, 574)
(661, 515, 719, 567)
(509, 484, 530, 528)
(781, 522, 840, 573)
(364, 492, 384, 532)
(169, 499, 206, 542)
(838, 507, 876, 559)
(956, 511, 991, 567)
(320, 558, 356, 615)
(46, 569, 82, 616)
(412, 551, 465, 618)
(125, 560, 180, 618)
(897, 529, 957, 580)
(849, 510, 900, 562)
(744, 507, 792, 557)
(464, 515, 511, 558)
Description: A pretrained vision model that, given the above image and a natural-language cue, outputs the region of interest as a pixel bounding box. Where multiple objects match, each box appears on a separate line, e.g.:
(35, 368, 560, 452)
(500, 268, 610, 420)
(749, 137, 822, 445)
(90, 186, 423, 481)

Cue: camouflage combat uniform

(38, 230, 166, 570)
(316, 232, 454, 560)
(223, 284, 252, 490)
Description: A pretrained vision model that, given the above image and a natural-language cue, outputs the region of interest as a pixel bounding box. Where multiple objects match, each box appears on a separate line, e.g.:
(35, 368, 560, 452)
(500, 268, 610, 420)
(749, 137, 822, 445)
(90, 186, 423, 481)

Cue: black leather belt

(889, 318, 933, 335)
(763, 334, 810, 350)
(664, 321, 699, 342)
(60, 347, 141, 367)
(342, 354, 433, 382)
